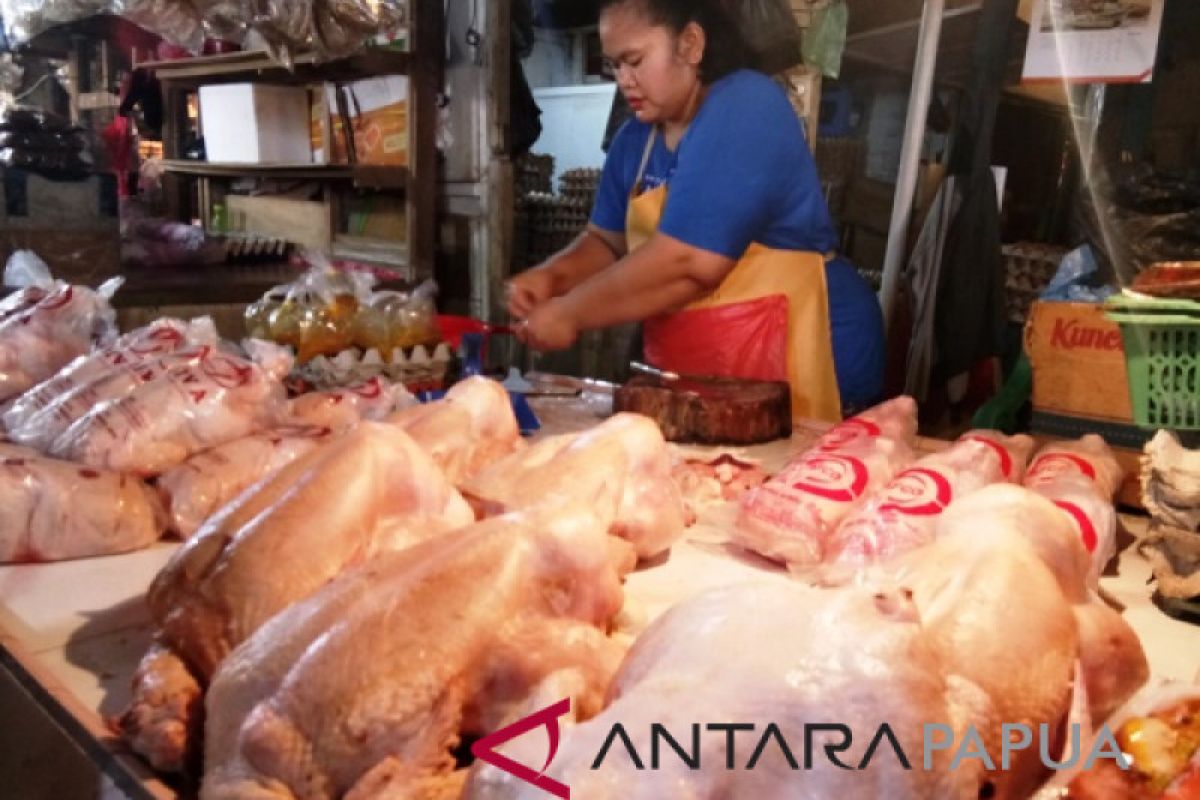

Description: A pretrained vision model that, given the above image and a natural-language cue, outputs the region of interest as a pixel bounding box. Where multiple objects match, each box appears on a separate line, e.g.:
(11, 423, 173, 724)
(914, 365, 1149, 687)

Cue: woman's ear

(677, 20, 706, 68)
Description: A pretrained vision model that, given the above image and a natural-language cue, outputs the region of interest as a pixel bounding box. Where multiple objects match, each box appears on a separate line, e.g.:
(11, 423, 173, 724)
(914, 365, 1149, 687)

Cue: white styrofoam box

(199, 83, 312, 164)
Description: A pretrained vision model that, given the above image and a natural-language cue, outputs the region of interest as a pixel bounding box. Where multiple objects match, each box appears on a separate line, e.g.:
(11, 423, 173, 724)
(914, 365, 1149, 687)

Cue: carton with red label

(1025, 301, 1133, 422)
(734, 396, 917, 570)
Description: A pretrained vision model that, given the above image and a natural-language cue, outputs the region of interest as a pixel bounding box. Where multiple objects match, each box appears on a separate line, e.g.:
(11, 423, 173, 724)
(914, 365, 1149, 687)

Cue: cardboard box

(1025, 300, 1133, 422)
(327, 77, 409, 166)
(226, 195, 331, 252)
(199, 84, 312, 164)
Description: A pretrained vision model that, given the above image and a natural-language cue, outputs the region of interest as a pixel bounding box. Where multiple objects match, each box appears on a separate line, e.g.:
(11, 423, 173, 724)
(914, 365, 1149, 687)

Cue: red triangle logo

(470, 698, 571, 798)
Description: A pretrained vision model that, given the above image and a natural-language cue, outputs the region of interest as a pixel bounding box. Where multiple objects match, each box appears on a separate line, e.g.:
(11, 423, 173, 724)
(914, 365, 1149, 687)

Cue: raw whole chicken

(49, 342, 291, 476)
(121, 423, 474, 772)
(470, 484, 1147, 800)
(0, 279, 121, 402)
(466, 581, 983, 800)
(734, 396, 917, 569)
(2, 317, 217, 435)
(201, 505, 626, 800)
(886, 484, 1148, 797)
(284, 376, 416, 430)
(821, 431, 1033, 575)
(386, 376, 522, 485)
(10, 345, 213, 450)
(0, 451, 166, 562)
(461, 413, 687, 560)
(1024, 436, 1125, 583)
(156, 425, 337, 538)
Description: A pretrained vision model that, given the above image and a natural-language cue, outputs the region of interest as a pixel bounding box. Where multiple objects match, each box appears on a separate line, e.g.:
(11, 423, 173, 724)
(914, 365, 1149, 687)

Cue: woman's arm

(507, 225, 626, 318)
(518, 232, 736, 349)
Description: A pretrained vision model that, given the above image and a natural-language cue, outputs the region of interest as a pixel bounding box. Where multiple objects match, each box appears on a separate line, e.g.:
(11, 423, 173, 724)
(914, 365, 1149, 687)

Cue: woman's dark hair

(598, 0, 754, 83)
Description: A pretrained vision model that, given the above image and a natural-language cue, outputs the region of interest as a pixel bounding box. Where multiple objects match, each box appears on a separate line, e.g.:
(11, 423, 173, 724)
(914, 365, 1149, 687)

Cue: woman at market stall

(508, 0, 884, 421)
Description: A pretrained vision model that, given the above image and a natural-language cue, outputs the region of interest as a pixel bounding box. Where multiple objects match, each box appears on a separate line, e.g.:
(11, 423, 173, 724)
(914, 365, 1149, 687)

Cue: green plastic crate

(1105, 295, 1200, 430)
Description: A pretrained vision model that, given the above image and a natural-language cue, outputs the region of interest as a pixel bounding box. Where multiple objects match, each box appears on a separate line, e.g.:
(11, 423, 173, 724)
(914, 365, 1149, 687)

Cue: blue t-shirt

(591, 70, 883, 407)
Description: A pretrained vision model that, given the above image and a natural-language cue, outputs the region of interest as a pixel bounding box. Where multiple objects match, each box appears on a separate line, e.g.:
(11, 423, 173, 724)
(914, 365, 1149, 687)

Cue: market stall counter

(0, 394, 1196, 799)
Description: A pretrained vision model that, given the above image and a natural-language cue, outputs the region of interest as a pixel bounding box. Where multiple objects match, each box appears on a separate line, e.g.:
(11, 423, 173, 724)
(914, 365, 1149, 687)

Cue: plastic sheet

(734, 396, 918, 569)
(49, 340, 291, 475)
(0, 450, 166, 563)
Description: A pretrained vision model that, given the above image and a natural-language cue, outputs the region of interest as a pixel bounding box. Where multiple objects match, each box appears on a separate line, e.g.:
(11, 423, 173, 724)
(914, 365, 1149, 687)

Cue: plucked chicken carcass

(49, 342, 291, 475)
(201, 505, 627, 800)
(735, 396, 917, 569)
(386, 376, 522, 485)
(121, 423, 474, 772)
(822, 431, 1032, 574)
(284, 376, 416, 430)
(884, 484, 1148, 797)
(466, 581, 983, 800)
(0, 278, 121, 403)
(0, 451, 166, 562)
(470, 483, 1147, 800)
(461, 412, 687, 560)
(2, 317, 217, 436)
(156, 425, 336, 538)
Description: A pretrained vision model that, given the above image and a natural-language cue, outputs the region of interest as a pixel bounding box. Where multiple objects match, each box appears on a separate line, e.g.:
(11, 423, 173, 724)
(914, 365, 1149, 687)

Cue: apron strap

(632, 127, 658, 196)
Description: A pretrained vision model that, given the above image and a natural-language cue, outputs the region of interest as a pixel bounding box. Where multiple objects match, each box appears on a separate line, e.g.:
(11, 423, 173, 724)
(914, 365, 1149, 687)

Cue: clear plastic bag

(284, 375, 416, 429)
(0, 261, 122, 403)
(3, 316, 218, 440)
(734, 396, 918, 569)
(49, 342, 291, 476)
(822, 431, 1034, 575)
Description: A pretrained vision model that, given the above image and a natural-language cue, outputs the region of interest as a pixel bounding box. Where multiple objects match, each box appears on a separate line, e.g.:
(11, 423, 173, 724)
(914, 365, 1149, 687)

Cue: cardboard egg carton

(299, 342, 454, 392)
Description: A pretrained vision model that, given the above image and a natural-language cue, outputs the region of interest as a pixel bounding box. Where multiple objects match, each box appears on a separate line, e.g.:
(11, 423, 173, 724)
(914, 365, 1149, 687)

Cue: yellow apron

(625, 130, 842, 422)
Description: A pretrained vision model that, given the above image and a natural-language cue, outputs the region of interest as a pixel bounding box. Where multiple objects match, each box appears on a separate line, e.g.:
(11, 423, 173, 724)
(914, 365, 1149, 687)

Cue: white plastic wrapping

(1024, 436, 1125, 583)
(9, 345, 212, 450)
(0, 256, 121, 403)
(284, 376, 417, 430)
(157, 424, 336, 538)
(734, 396, 918, 569)
(0, 451, 166, 563)
(49, 343, 291, 476)
(3, 317, 218, 439)
(823, 430, 1034, 574)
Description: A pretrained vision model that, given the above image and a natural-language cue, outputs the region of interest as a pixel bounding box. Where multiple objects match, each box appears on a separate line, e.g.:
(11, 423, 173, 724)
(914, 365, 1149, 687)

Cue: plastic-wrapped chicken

(9, 345, 213, 450)
(734, 396, 917, 569)
(1023, 435, 1124, 583)
(0, 452, 166, 563)
(49, 341, 291, 476)
(158, 425, 336, 538)
(0, 269, 121, 402)
(3, 317, 218, 441)
(822, 431, 1034, 575)
(284, 376, 416, 430)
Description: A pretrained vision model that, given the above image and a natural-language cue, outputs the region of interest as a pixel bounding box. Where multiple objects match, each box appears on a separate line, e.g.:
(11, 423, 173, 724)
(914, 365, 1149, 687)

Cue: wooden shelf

(160, 160, 408, 189)
(139, 48, 411, 86)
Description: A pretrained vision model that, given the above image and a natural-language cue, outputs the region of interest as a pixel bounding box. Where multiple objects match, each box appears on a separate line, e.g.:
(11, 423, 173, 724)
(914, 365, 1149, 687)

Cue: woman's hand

(506, 269, 557, 319)
(517, 298, 579, 351)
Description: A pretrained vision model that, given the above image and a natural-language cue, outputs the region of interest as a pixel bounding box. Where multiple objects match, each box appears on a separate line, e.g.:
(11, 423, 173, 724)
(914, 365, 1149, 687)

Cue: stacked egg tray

(296, 341, 455, 393)
(1003, 243, 1066, 323)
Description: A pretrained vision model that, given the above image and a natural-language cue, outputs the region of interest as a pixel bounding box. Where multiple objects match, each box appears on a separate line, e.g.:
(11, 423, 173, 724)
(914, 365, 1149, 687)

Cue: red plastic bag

(643, 294, 788, 381)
